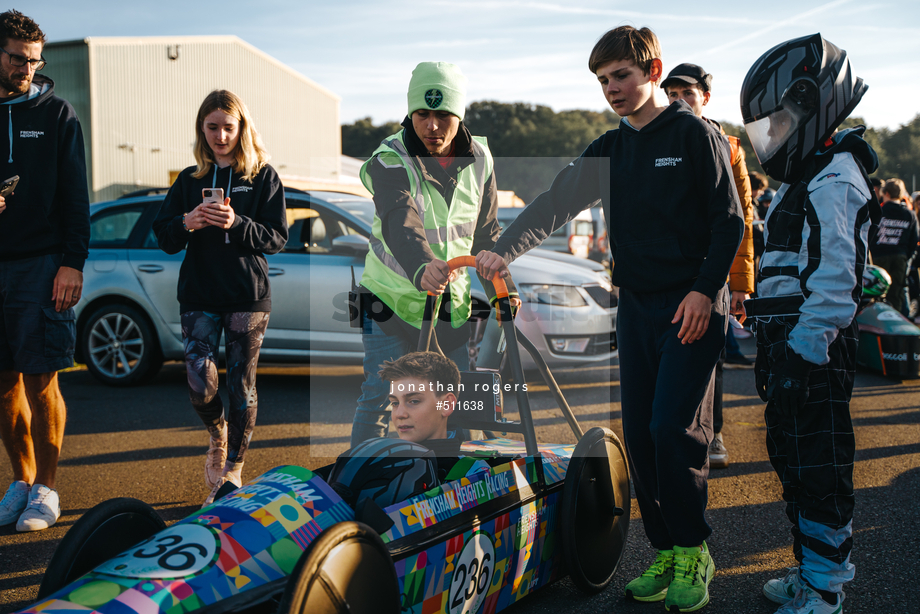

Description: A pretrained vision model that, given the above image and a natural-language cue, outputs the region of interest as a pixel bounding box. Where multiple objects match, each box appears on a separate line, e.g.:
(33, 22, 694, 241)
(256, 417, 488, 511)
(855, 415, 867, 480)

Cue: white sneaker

(774, 585, 843, 614)
(205, 422, 228, 489)
(764, 567, 803, 603)
(709, 432, 729, 469)
(0, 481, 31, 525)
(16, 484, 61, 532)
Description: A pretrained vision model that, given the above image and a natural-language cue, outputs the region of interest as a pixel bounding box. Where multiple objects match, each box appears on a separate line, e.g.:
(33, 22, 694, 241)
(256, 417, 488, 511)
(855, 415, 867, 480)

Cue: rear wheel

(38, 498, 165, 598)
(561, 426, 630, 593)
(82, 304, 163, 386)
(277, 521, 400, 614)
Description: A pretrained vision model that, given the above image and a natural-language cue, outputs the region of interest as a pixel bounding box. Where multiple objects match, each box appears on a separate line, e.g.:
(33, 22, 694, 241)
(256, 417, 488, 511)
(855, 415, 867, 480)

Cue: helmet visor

(744, 108, 801, 166)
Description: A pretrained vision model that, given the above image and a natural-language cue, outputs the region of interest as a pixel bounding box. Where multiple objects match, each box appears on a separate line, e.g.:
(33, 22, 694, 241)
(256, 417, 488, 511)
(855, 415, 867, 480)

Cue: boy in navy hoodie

(476, 25, 742, 612)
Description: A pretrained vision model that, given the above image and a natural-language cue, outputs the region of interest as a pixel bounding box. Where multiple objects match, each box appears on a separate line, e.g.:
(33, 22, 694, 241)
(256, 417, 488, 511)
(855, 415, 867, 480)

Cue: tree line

(342, 102, 920, 202)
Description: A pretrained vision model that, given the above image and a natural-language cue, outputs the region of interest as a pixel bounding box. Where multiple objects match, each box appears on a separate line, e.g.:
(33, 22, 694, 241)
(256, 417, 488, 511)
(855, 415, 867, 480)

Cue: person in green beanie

(350, 61, 519, 447)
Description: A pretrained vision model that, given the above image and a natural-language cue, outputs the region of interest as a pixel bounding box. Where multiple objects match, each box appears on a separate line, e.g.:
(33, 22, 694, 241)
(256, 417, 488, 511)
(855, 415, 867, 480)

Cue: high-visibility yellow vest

(360, 131, 493, 329)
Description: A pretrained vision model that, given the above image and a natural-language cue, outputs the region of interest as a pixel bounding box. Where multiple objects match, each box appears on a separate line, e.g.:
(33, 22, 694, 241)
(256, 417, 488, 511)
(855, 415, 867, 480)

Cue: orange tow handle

(425, 255, 509, 300)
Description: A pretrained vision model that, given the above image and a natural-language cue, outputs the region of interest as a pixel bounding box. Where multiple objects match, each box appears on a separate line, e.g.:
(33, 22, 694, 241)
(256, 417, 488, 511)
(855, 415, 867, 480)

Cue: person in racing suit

(741, 34, 880, 614)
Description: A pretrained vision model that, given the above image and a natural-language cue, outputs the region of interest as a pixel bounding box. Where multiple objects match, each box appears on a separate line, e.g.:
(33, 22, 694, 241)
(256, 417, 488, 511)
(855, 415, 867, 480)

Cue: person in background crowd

(869, 176, 883, 203)
(870, 179, 918, 315)
(886, 178, 910, 205)
(478, 26, 743, 612)
(153, 90, 288, 506)
(0, 9, 89, 532)
(662, 63, 755, 472)
(742, 33, 879, 614)
(349, 62, 519, 448)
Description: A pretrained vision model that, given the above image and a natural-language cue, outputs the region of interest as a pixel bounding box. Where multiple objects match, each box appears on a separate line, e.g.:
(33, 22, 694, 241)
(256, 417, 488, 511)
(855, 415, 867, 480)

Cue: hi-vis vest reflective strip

(359, 131, 493, 329)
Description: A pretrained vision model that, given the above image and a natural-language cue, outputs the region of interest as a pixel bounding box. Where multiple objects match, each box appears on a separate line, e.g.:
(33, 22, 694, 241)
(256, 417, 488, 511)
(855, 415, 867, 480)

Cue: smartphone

(202, 188, 224, 206)
(0, 175, 19, 198)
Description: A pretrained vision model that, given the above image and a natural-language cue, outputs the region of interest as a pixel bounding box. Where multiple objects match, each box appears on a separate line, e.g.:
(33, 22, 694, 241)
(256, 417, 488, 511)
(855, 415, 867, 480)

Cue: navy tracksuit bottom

(617, 284, 729, 550)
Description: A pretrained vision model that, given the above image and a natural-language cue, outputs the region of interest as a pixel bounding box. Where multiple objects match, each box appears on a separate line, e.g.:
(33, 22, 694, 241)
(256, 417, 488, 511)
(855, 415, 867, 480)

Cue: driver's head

(381, 352, 460, 443)
(662, 63, 712, 118)
(407, 62, 467, 157)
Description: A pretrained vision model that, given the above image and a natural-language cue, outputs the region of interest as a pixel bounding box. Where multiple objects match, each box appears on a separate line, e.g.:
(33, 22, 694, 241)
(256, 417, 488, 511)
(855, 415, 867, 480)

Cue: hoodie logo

(655, 157, 682, 167)
(20, 130, 44, 138)
(424, 89, 443, 109)
(231, 186, 252, 193)
(817, 172, 840, 182)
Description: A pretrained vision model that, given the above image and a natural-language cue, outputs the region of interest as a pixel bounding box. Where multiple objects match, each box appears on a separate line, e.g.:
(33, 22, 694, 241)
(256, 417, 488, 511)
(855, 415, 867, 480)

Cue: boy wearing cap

(662, 63, 757, 470)
(477, 26, 742, 612)
(350, 62, 518, 448)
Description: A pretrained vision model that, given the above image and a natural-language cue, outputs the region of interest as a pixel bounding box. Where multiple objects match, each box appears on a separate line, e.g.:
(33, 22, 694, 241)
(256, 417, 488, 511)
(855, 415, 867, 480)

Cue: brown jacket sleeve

(727, 136, 755, 294)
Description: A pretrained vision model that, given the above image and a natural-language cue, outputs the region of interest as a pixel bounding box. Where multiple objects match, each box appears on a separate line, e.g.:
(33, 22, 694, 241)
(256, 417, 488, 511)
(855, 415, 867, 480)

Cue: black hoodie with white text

(492, 101, 743, 299)
(0, 74, 90, 271)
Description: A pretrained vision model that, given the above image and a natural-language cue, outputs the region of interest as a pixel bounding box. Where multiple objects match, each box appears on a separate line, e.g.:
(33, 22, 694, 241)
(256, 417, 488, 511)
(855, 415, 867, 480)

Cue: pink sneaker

(202, 461, 243, 507)
(205, 422, 228, 489)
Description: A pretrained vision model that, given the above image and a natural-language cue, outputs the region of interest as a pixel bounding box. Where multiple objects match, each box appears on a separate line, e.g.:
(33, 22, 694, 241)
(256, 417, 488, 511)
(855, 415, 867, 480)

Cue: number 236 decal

(96, 524, 218, 579)
(449, 531, 495, 614)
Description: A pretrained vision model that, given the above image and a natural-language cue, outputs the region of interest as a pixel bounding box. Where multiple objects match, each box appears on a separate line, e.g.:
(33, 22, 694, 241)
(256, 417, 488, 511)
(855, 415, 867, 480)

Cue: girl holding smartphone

(153, 90, 288, 505)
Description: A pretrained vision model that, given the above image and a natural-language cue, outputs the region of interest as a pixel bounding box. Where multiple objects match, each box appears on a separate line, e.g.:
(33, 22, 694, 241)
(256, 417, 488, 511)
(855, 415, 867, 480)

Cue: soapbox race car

(856, 264, 920, 378)
(20, 258, 631, 614)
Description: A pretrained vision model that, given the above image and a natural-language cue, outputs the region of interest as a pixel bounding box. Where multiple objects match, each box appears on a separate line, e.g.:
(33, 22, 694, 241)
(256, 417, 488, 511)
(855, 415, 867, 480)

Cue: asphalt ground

(0, 335, 918, 614)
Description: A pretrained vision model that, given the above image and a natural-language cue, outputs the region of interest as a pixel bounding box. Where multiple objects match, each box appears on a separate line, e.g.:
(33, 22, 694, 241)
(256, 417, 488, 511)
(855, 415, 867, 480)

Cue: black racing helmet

(740, 34, 867, 184)
(328, 438, 438, 509)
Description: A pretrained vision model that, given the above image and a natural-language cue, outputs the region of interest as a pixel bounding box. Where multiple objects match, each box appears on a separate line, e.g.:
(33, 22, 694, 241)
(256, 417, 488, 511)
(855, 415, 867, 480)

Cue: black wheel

(561, 426, 631, 593)
(82, 304, 163, 386)
(38, 497, 165, 598)
(278, 521, 400, 614)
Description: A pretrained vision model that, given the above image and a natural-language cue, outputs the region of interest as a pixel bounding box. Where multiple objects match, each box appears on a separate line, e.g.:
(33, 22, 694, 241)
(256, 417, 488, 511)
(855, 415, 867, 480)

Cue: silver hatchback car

(77, 190, 617, 385)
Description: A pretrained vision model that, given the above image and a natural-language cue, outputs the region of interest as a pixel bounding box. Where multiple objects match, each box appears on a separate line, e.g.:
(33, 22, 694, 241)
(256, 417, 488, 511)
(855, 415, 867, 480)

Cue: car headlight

(595, 276, 613, 293)
(518, 284, 587, 307)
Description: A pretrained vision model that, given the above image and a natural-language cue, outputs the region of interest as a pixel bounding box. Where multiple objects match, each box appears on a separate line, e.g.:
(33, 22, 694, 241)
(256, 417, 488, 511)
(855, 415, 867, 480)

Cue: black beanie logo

(424, 89, 443, 109)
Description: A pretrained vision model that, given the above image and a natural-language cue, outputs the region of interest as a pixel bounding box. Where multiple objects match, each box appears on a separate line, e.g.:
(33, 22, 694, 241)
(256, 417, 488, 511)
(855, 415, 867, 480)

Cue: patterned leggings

(181, 311, 270, 464)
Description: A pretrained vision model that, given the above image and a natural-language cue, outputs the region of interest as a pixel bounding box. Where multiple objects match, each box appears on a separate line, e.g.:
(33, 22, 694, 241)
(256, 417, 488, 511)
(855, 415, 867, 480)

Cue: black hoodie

(153, 164, 288, 313)
(492, 101, 743, 299)
(0, 74, 90, 270)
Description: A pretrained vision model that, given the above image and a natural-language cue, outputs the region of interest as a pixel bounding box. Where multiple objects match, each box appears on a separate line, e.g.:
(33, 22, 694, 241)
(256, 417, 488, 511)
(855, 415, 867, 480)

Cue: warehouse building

(42, 36, 346, 202)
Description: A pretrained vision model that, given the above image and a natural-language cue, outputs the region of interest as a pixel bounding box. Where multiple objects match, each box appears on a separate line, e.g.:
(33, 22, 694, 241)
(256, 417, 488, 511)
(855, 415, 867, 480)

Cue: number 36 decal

(449, 531, 495, 614)
(96, 524, 218, 579)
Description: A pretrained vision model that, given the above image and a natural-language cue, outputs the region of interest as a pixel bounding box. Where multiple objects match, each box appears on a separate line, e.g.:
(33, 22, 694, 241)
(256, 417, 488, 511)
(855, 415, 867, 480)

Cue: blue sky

(27, 0, 920, 130)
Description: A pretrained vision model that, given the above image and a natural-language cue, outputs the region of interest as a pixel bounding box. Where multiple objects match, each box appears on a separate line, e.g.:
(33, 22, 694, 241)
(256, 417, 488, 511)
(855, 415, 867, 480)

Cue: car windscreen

(335, 201, 375, 226)
(90, 206, 145, 247)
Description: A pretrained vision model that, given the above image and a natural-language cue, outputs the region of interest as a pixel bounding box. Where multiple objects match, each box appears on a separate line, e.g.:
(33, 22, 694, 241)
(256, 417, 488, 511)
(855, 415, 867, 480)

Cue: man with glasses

(0, 10, 90, 532)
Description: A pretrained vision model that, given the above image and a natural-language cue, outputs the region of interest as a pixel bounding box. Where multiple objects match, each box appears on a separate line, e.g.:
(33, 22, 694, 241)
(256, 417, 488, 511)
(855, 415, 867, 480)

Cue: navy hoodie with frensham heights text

(0, 74, 90, 271)
(493, 101, 743, 299)
(152, 164, 288, 314)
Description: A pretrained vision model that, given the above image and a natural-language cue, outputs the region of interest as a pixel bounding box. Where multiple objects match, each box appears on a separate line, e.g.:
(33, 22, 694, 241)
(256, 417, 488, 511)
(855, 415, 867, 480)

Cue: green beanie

(407, 62, 468, 120)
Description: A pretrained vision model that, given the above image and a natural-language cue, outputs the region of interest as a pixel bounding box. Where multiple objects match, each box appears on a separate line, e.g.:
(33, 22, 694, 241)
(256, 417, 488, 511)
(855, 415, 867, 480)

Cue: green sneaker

(664, 541, 715, 612)
(624, 549, 674, 602)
